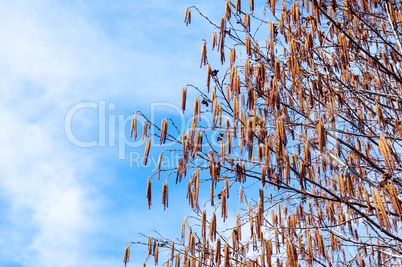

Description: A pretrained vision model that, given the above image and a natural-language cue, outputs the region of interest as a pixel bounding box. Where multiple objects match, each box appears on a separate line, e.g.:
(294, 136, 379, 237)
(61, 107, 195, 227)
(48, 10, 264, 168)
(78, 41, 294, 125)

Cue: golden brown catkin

(317, 120, 326, 152)
(123, 245, 130, 267)
(130, 114, 137, 139)
(182, 87, 187, 113)
(162, 182, 169, 210)
(157, 152, 163, 180)
(184, 8, 191, 26)
(147, 178, 152, 209)
(200, 41, 207, 68)
(144, 139, 151, 165)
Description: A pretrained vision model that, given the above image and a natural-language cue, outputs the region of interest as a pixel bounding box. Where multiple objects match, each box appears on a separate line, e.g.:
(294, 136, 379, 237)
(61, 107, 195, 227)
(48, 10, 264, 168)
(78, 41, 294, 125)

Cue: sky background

(0, 1, 226, 266)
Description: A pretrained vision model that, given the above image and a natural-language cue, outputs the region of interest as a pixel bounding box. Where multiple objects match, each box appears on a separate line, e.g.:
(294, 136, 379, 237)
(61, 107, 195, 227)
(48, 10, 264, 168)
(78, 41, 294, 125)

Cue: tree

(126, 0, 402, 266)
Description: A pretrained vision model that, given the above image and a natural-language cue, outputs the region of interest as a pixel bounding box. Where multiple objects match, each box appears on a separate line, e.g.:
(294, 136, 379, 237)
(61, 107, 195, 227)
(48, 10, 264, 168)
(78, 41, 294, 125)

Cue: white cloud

(0, 1, 132, 266)
(0, 0, 227, 266)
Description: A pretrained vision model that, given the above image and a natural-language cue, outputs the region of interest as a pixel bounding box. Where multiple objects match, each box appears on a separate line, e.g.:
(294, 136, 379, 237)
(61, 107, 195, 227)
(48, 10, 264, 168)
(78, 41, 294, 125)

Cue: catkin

(146, 178, 152, 209)
(154, 243, 159, 265)
(317, 121, 326, 152)
(184, 8, 191, 26)
(141, 122, 148, 141)
(200, 41, 207, 68)
(235, 0, 241, 14)
(201, 210, 206, 240)
(162, 182, 168, 210)
(245, 35, 251, 56)
(157, 152, 163, 180)
(130, 114, 137, 139)
(147, 236, 153, 256)
(225, 0, 231, 19)
(375, 103, 383, 127)
(144, 139, 151, 165)
(212, 31, 217, 50)
(123, 245, 130, 266)
(207, 64, 211, 92)
(182, 87, 187, 113)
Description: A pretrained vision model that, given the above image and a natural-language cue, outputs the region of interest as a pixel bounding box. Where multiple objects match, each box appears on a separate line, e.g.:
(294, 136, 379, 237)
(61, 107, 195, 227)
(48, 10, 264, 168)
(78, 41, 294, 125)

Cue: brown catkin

(154, 243, 159, 265)
(157, 152, 163, 180)
(207, 64, 211, 92)
(130, 114, 137, 139)
(201, 210, 207, 240)
(147, 236, 153, 256)
(142, 121, 148, 141)
(375, 103, 383, 127)
(212, 31, 217, 50)
(170, 241, 175, 261)
(221, 139, 226, 163)
(123, 245, 130, 266)
(182, 87, 187, 113)
(146, 178, 152, 209)
(144, 139, 151, 165)
(225, 0, 231, 19)
(245, 35, 251, 56)
(235, 0, 241, 13)
(184, 8, 191, 26)
(200, 41, 207, 68)
(162, 182, 168, 210)
(317, 120, 326, 152)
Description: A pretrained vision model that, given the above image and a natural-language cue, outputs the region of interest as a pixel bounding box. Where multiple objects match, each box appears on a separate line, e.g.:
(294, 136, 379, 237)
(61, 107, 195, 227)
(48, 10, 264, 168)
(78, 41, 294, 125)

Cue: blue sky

(0, 1, 224, 266)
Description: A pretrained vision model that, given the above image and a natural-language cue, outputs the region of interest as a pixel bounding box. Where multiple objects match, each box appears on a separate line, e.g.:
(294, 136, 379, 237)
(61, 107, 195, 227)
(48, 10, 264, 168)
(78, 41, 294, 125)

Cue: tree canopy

(126, 0, 402, 266)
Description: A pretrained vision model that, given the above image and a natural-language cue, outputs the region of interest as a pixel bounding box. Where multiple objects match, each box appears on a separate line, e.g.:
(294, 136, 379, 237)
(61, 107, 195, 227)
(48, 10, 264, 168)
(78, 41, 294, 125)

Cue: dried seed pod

(250, 0, 254, 13)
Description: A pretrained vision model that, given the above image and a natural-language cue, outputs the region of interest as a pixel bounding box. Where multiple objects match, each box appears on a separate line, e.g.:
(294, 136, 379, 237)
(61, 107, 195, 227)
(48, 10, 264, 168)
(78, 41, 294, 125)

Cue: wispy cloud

(0, 0, 139, 266)
(0, 0, 225, 266)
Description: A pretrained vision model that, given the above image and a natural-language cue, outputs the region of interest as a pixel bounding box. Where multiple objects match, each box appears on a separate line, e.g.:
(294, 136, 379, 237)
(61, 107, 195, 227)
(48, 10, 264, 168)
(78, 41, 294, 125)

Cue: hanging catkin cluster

(129, 0, 402, 266)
